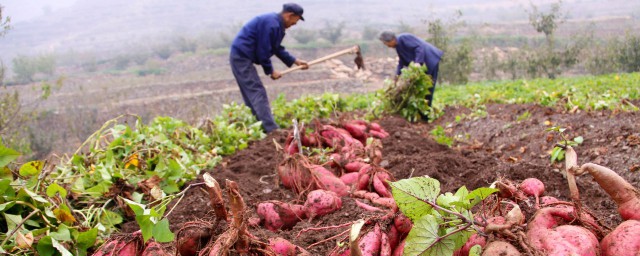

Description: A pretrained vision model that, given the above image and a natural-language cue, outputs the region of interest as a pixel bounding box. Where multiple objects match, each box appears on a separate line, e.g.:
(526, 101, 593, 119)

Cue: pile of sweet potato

(454, 146, 640, 256)
(256, 119, 414, 256)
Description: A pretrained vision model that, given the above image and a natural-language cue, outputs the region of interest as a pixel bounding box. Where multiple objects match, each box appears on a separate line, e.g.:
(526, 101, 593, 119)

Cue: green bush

(616, 33, 640, 72)
(362, 26, 379, 40)
(11, 54, 56, 83)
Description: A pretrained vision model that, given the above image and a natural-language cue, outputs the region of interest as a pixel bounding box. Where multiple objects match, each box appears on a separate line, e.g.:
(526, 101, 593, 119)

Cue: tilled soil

(121, 102, 640, 255)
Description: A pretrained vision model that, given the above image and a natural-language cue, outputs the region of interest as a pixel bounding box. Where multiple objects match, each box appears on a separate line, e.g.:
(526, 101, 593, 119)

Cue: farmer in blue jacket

(379, 31, 444, 121)
(230, 3, 309, 133)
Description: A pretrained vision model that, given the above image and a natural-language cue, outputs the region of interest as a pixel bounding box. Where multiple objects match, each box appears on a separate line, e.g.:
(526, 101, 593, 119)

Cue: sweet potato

(380, 232, 392, 256)
(576, 163, 640, 220)
(369, 130, 389, 139)
(394, 214, 413, 235)
(391, 239, 405, 256)
(268, 237, 311, 256)
(141, 241, 170, 256)
(519, 178, 545, 207)
(387, 225, 401, 250)
(303, 190, 342, 218)
(175, 223, 212, 256)
(345, 161, 367, 173)
(453, 233, 486, 256)
(93, 235, 142, 256)
(357, 224, 382, 256)
(257, 201, 306, 231)
(481, 241, 520, 256)
(355, 199, 383, 212)
(540, 196, 560, 205)
(526, 207, 600, 256)
(373, 173, 392, 198)
(344, 122, 368, 143)
(310, 165, 349, 196)
(340, 172, 360, 186)
(600, 220, 640, 256)
(369, 122, 383, 132)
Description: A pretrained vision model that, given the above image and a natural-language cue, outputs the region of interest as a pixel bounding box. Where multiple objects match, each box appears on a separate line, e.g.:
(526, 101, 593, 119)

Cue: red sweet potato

(303, 190, 342, 218)
(93, 235, 142, 256)
(340, 172, 360, 186)
(526, 207, 600, 256)
(175, 223, 212, 256)
(344, 122, 368, 143)
(394, 214, 413, 235)
(268, 237, 311, 256)
(453, 233, 486, 256)
(373, 173, 392, 198)
(357, 224, 382, 256)
(391, 238, 405, 256)
(257, 201, 306, 231)
(369, 130, 389, 139)
(355, 199, 383, 212)
(600, 220, 640, 256)
(540, 196, 560, 205)
(141, 241, 170, 256)
(310, 165, 349, 196)
(576, 163, 640, 220)
(481, 241, 520, 256)
(369, 122, 383, 132)
(380, 232, 392, 256)
(519, 178, 545, 196)
(345, 161, 367, 173)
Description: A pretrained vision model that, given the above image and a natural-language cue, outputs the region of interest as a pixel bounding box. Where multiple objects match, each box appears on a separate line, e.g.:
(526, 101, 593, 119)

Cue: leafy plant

(389, 176, 498, 255)
(430, 125, 454, 147)
(0, 141, 109, 255)
(546, 126, 584, 163)
(380, 63, 434, 122)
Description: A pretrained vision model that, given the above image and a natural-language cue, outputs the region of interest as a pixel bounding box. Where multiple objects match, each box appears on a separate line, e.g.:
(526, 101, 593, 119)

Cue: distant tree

(397, 20, 415, 34)
(425, 10, 473, 85)
(12, 54, 57, 83)
(616, 33, 640, 72)
(320, 21, 345, 44)
(0, 5, 10, 37)
(1, 5, 11, 85)
(291, 28, 316, 44)
(525, 1, 583, 79)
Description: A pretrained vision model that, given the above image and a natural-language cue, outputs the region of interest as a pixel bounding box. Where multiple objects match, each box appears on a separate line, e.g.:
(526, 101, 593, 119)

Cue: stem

(14, 201, 53, 227)
(0, 210, 38, 248)
(163, 182, 204, 218)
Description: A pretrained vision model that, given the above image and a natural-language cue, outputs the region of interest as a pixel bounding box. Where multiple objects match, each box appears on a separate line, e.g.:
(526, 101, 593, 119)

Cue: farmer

(379, 31, 444, 121)
(230, 3, 309, 133)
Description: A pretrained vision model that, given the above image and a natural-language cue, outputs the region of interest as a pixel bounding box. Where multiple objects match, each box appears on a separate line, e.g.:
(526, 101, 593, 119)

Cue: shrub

(362, 26, 379, 41)
(291, 28, 316, 44)
(320, 21, 345, 44)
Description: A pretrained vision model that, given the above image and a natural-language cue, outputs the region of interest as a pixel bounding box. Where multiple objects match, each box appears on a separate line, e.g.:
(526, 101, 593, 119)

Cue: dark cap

(283, 3, 304, 21)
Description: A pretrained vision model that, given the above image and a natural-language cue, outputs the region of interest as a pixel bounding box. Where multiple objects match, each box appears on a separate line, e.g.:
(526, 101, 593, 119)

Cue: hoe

(280, 45, 365, 76)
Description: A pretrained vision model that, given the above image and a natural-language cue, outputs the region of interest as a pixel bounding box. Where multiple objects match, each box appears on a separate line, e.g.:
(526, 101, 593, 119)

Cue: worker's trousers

(229, 54, 279, 133)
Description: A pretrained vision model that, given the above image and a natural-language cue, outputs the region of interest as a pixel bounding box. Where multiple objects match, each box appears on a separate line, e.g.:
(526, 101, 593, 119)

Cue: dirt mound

(120, 102, 640, 255)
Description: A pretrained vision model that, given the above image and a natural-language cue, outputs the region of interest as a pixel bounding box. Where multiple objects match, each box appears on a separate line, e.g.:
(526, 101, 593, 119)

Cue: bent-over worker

(379, 31, 443, 121)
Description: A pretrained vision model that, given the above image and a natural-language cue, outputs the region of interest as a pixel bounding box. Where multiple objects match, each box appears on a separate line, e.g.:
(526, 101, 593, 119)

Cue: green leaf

(0, 179, 13, 196)
(50, 224, 71, 242)
(19, 161, 44, 177)
(136, 215, 154, 243)
(404, 214, 455, 256)
(99, 210, 123, 227)
(76, 228, 98, 250)
(51, 237, 73, 256)
(390, 177, 440, 221)
(46, 183, 68, 198)
(469, 244, 482, 256)
(4, 213, 22, 231)
(0, 201, 16, 211)
(0, 167, 12, 180)
(0, 143, 21, 168)
(466, 187, 499, 208)
(36, 236, 56, 256)
(20, 188, 49, 204)
(121, 197, 146, 216)
(152, 219, 174, 242)
(573, 136, 584, 144)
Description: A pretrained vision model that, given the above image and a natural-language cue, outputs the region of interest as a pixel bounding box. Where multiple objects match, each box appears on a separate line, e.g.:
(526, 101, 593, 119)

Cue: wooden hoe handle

(280, 45, 360, 76)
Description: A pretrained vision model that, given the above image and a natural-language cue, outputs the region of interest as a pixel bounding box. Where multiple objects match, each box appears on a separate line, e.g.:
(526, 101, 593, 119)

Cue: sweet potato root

(600, 220, 640, 256)
(303, 190, 342, 219)
(526, 207, 600, 256)
(257, 201, 306, 231)
(268, 237, 311, 256)
(481, 241, 521, 256)
(141, 241, 170, 256)
(575, 163, 640, 221)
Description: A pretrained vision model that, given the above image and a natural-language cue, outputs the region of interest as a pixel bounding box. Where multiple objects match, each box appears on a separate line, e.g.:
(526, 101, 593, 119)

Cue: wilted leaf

(53, 208, 76, 225)
(16, 231, 34, 248)
(124, 153, 140, 169)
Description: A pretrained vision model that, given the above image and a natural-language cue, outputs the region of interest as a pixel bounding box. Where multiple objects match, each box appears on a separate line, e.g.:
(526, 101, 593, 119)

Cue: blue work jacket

(230, 13, 296, 76)
(395, 33, 444, 75)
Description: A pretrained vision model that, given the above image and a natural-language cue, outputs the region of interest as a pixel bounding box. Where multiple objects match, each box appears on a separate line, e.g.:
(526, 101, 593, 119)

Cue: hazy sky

(3, 0, 77, 23)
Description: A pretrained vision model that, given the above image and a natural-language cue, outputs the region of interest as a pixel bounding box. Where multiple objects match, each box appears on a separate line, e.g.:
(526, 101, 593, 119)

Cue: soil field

(117, 101, 640, 255)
